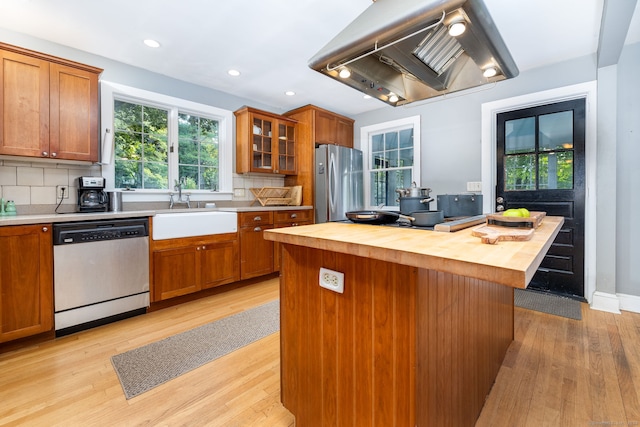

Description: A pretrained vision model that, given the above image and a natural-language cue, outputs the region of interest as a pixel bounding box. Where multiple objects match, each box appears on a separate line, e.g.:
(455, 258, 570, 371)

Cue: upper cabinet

(235, 106, 297, 175)
(0, 42, 102, 162)
(283, 105, 355, 206)
(314, 108, 355, 148)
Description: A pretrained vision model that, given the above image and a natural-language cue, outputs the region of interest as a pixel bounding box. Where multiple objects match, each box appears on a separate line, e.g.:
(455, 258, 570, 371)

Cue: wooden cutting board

(471, 225, 535, 244)
(485, 211, 546, 228)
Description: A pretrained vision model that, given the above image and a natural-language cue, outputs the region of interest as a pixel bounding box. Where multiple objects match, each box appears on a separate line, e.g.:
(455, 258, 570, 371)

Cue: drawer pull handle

(254, 227, 262, 232)
(42, 227, 49, 232)
(254, 216, 262, 221)
(290, 213, 297, 218)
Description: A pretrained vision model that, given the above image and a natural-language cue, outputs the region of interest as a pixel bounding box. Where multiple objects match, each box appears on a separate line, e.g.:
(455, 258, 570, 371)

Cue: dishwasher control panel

(53, 218, 149, 245)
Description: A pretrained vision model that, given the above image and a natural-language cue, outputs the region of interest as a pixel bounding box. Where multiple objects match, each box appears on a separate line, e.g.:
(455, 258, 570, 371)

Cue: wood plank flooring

(1, 277, 639, 426)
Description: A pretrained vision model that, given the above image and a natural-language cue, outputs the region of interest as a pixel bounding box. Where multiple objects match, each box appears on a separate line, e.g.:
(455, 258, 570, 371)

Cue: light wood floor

(1, 277, 639, 426)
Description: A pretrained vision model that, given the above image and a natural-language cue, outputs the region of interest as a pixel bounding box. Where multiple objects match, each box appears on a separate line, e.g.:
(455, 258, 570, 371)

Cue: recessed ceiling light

(363, 95, 372, 99)
(228, 69, 241, 77)
(285, 91, 296, 96)
(143, 39, 161, 48)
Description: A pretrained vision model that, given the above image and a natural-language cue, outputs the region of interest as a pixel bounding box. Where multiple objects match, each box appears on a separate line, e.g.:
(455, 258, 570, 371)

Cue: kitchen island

(264, 217, 563, 426)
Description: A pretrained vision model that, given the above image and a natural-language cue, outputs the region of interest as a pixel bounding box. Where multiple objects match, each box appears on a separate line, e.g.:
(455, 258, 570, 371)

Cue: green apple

(518, 208, 530, 218)
(503, 209, 523, 217)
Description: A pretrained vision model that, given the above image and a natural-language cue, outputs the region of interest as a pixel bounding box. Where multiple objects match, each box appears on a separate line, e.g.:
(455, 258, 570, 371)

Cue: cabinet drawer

(274, 209, 313, 224)
(238, 211, 273, 227)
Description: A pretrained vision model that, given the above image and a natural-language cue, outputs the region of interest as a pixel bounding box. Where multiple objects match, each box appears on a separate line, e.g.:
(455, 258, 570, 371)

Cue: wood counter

(264, 218, 563, 426)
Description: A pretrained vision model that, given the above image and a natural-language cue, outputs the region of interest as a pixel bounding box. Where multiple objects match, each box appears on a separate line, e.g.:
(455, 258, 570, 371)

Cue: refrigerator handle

(329, 151, 337, 214)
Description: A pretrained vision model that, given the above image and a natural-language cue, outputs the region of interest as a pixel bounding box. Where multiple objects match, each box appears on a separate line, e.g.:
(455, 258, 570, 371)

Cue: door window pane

(504, 154, 536, 190)
(539, 111, 573, 150)
(539, 152, 573, 189)
(505, 117, 535, 154)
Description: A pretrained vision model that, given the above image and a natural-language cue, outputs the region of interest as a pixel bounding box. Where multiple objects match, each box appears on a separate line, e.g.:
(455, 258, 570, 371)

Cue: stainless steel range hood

(309, 0, 518, 106)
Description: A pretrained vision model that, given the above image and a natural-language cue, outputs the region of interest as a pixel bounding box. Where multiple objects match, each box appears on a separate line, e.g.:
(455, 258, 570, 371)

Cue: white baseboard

(618, 293, 640, 314)
(590, 291, 621, 314)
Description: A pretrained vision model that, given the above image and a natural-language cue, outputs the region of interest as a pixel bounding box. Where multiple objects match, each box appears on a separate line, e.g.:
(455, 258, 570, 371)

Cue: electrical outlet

(466, 181, 482, 192)
(319, 267, 345, 294)
(233, 188, 245, 197)
(56, 185, 69, 199)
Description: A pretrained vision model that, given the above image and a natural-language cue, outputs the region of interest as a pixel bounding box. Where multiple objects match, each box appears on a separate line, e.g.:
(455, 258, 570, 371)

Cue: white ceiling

(0, 0, 638, 116)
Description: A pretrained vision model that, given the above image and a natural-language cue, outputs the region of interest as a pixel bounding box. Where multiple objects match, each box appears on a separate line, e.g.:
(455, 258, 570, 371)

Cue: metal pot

(409, 210, 444, 227)
(399, 196, 434, 215)
(396, 182, 432, 198)
(346, 210, 414, 225)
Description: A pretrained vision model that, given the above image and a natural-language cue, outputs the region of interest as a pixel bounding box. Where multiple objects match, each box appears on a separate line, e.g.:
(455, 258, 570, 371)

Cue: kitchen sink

(152, 211, 238, 240)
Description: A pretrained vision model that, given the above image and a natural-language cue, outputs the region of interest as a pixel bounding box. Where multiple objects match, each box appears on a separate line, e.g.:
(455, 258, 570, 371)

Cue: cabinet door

(315, 110, 337, 144)
(277, 121, 296, 174)
(153, 246, 200, 301)
(251, 114, 274, 172)
(240, 225, 274, 280)
(0, 224, 53, 343)
(0, 50, 50, 158)
(200, 240, 240, 289)
(335, 117, 354, 148)
(49, 63, 99, 161)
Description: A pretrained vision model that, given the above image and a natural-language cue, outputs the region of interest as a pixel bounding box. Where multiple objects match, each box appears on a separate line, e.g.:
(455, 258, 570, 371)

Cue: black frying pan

(346, 210, 414, 225)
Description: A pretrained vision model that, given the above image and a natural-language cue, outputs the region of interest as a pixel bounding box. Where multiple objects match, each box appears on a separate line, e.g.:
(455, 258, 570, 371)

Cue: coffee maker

(77, 176, 108, 212)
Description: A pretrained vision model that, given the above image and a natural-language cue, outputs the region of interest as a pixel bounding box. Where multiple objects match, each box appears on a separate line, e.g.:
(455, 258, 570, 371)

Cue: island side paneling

(279, 245, 513, 426)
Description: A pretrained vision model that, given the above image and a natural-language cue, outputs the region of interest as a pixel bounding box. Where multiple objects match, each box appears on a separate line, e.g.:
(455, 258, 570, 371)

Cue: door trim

(480, 81, 597, 303)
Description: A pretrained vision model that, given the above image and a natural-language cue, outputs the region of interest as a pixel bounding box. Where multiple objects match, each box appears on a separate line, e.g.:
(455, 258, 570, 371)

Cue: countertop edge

(264, 218, 564, 288)
(0, 205, 313, 226)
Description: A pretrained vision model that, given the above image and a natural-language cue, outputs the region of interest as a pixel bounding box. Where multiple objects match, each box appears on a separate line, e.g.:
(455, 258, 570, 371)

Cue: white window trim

(99, 80, 233, 202)
(360, 115, 421, 209)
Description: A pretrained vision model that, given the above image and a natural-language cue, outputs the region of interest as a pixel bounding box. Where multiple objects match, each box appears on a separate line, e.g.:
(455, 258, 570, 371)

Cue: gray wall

(353, 43, 639, 300)
(616, 42, 640, 296)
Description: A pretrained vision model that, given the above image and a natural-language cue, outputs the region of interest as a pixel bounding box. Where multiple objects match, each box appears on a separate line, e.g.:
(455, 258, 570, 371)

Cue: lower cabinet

(239, 211, 274, 280)
(273, 209, 313, 271)
(0, 224, 53, 343)
(151, 233, 239, 302)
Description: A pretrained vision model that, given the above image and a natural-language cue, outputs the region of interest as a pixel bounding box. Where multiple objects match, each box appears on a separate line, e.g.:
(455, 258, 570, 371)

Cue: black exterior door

(496, 98, 586, 301)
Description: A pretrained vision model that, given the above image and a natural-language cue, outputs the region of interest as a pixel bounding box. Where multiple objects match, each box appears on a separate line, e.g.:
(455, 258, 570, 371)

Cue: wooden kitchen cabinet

(0, 42, 101, 162)
(234, 106, 297, 175)
(238, 211, 274, 279)
(315, 108, 354, 148)
(273, 209, 313, 271)
(0, 224, 53, 343)
(151, 233, 239, 302)
(284, 105, 354, 207)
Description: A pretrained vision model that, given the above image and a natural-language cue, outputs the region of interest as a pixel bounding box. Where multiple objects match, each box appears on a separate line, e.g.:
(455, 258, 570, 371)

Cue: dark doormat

(514, 288, 582, 320)
(111, 299, 280, 399)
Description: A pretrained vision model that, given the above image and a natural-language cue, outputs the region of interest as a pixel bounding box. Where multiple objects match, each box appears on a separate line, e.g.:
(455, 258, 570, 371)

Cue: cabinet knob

(196, 246, 201, 251)
(253, 227, 262, 232)
(51, 152, 57, 158)
(253, 216, 262, 221)
(290, 213, 297, 218)
(42, 227, 49, 232)
(201, 245, 206, 250)
(42, 151, 48, 157)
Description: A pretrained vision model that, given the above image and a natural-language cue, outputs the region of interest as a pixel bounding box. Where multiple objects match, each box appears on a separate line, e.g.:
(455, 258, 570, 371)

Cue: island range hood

(309, 0, 518, 106)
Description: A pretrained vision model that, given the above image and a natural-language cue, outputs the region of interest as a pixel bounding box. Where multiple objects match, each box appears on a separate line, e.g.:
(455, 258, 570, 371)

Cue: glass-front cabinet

(235, 107, 297, 175)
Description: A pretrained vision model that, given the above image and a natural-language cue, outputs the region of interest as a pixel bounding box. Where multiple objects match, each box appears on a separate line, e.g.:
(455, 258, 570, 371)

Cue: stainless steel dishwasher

(53, 217, 149, 336)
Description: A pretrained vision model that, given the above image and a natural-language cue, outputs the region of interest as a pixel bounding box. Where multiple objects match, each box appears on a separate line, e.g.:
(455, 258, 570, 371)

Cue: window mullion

(168, 107, 180, 189)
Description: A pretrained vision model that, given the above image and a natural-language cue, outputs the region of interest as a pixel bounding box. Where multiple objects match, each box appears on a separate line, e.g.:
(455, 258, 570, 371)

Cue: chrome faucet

(169, 177, 191, 209)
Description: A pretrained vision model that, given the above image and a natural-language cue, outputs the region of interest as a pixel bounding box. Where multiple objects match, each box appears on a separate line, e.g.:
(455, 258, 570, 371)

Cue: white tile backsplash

(17, 166, 44, 186)
(44, 168, 70, 186)
(0, 166, 17, 186)
(31, 186, 57, 205)
(2, 186, 30, 205)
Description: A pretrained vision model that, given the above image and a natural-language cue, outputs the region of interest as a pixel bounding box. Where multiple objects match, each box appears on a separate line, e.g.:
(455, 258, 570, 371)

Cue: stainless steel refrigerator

(315, 144, 364, 222)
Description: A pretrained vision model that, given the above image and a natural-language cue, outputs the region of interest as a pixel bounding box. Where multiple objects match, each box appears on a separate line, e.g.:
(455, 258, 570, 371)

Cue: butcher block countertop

(264, 215, 564, 288)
